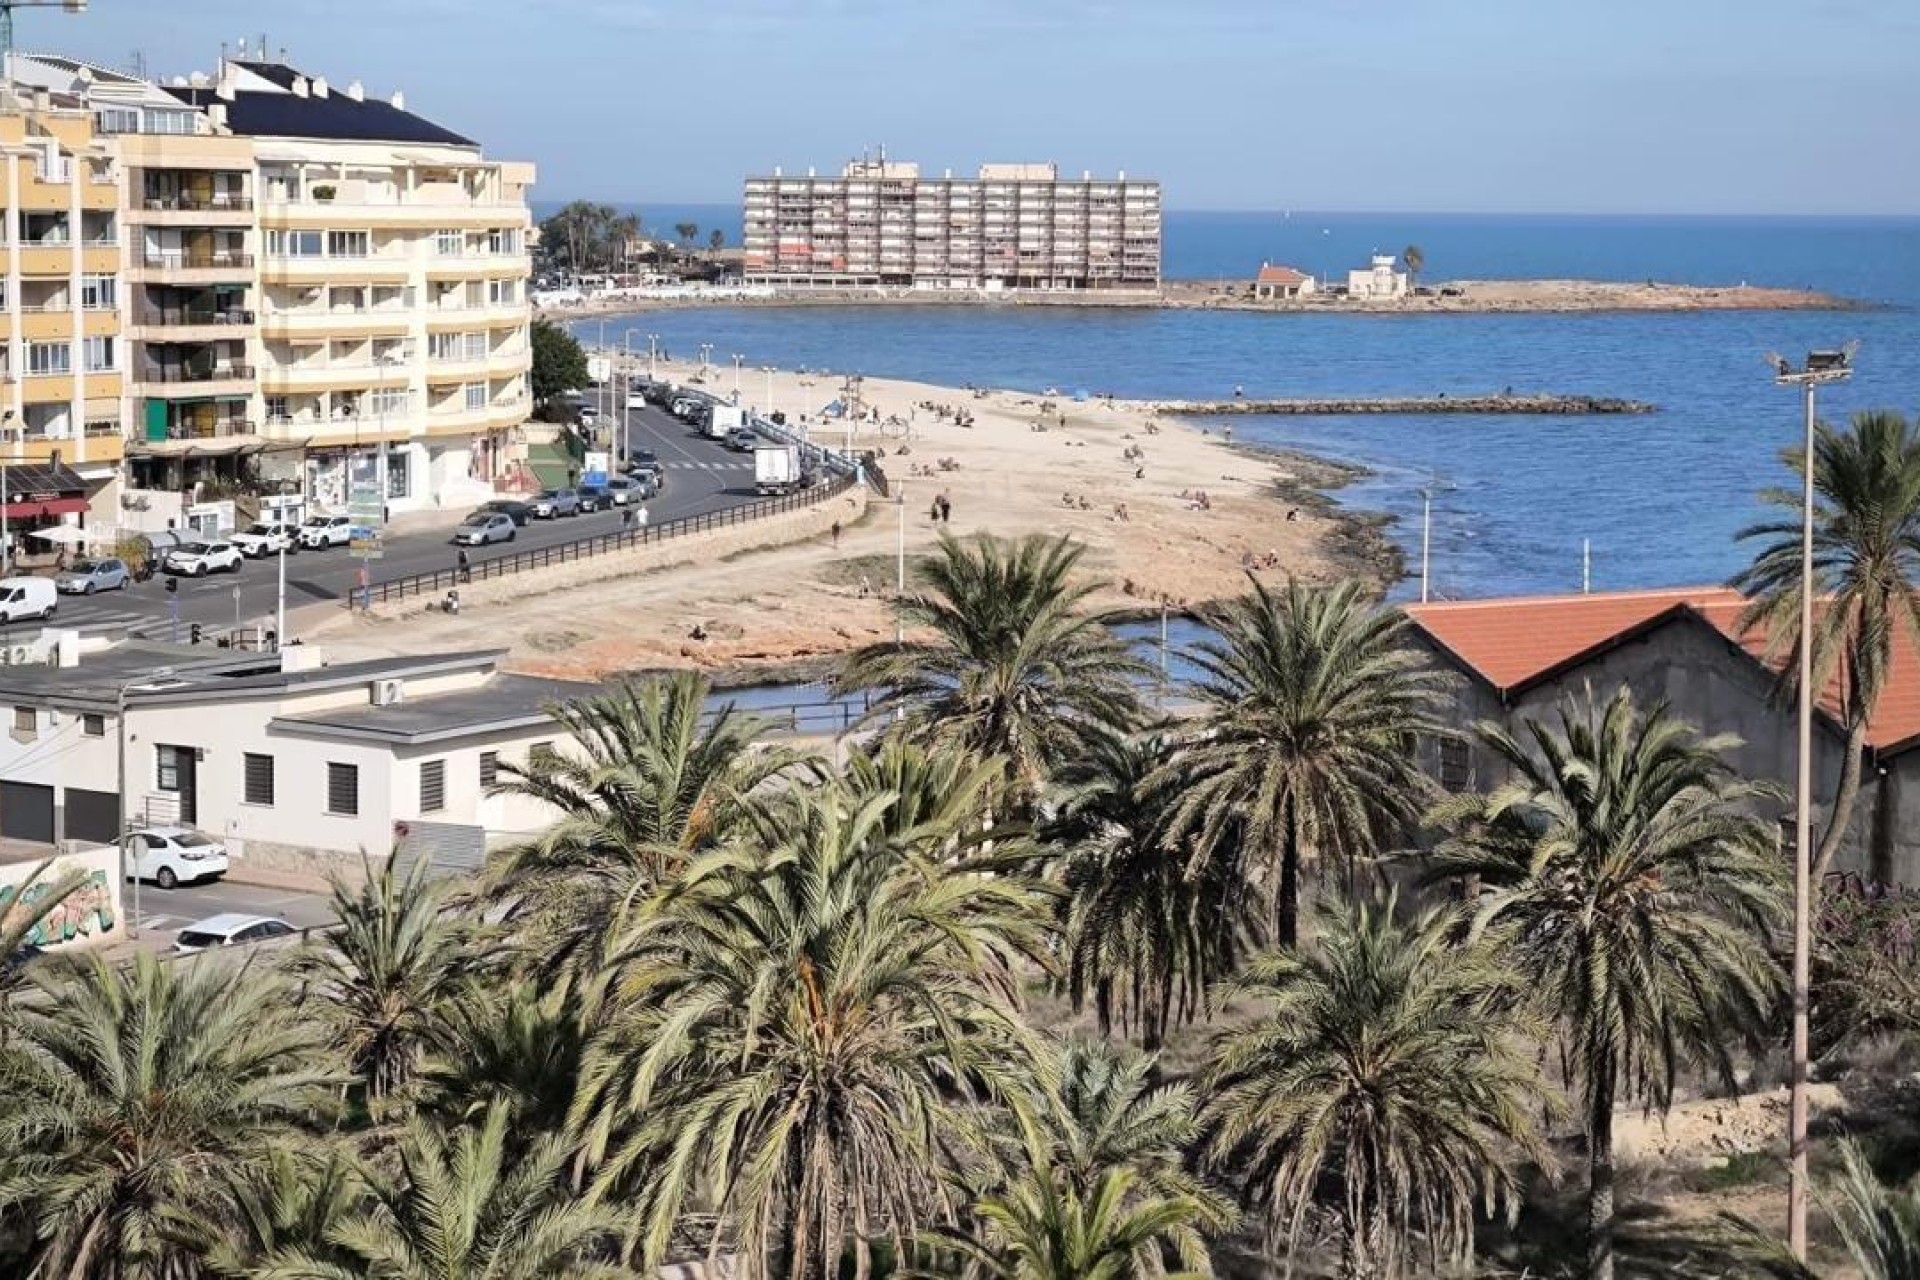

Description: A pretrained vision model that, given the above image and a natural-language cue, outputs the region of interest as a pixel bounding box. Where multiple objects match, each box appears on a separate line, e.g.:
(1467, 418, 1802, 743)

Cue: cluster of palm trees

(3, 409, 1920, 1280)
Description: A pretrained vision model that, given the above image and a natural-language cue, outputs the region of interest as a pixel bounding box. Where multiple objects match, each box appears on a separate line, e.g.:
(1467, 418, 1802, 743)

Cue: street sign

(347, 482, 385, 560)
(582, 450, 610, 487)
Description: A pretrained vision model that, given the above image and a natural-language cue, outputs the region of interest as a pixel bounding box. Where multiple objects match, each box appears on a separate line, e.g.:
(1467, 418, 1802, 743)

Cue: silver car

(453, 512, 516, 546)
(55, 557, 130, 594)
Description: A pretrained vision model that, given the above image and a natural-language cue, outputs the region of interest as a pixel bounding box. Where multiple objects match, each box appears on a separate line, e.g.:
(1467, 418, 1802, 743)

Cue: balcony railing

(141, 363, 256, 384)
(154, 419, 256, 441)
(143, 193, 253, 213)
(142, 307, 256, 327)
(144, 252, 255, 270)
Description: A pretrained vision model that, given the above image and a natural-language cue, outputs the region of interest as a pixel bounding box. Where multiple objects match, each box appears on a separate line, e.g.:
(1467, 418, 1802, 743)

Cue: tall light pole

(0, 0, 86, 59)
(699, 342, 713, 378)
(1772, 346, 1853, 1264)
(274, 480, 293, 649)
(647, 332, 659, 381)
(731, 353, 744, 401)
(762, 364, 777, 419)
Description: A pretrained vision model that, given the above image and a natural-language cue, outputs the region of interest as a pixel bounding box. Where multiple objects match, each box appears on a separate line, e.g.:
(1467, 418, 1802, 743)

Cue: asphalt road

(52, 395, 764, 639)
(124, 872, 337, 945)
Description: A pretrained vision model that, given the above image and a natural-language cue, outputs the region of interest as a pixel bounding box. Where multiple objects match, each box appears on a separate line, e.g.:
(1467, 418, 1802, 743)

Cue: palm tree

(841, 736, 1006, 853)
(1402, 244, 1425, 290)
(1155, 577, 1449, 949)
(1047, 733, 1257, 1047)
(837, 533, 1149, 811)
(572, 785, 1053, 1280)
(294, 854, 487, 1107)
(258, 1106, 625, 1280)
(0, 856, 88, 1013)
(1827, 1139, 1920, 1280)
(1733, 408, 1920, 878)
(488, 672, 802, 979)
(422, 984, 587, 1141)
(1200, 892, 1548, 1280)
(199, 1146, 367, 1278)
(0, 952, 340, 1278)
(1425, 687, 1788, 1280)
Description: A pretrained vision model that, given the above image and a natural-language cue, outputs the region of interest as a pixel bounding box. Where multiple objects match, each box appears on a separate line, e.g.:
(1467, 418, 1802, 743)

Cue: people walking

(937, 493, 952, 524)
(457, 548, 471, 583)
(637, 505, 649, 528)
(831, 520, 843, 549)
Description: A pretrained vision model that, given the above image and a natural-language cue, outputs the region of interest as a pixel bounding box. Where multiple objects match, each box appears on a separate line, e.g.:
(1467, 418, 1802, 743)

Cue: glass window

(326, 762, 359, 816)
(289, 230, 323, 257)
(26, 342, 70, 376)
(464, 381, 487, 411)
(487, 228, 520, 255)
(419, 759, 445, 812)
(80, 275, 116, 310)
(82, 713, 105, 737)
(434, 229, 463, 256)
(156, 744, 184, 791)
(244, 752, 274, 806)
(428, 332, 458, 360)
(529, 741, 556, 767)
(83, 336, 115, 373)
(386, 449, 410, 499)
(327, 230, 369, 258)
(1437, 737, 1471, 792)
(478, 750, 498, 789)
(463, 332, 488, 360)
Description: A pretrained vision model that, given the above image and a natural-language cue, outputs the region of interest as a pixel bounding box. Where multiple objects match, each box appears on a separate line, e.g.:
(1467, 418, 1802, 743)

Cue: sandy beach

(314, 359, 1390, 683)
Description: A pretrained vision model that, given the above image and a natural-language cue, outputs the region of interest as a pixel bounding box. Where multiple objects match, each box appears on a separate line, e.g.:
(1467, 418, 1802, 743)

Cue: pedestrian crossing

(661, 459, 752, 471)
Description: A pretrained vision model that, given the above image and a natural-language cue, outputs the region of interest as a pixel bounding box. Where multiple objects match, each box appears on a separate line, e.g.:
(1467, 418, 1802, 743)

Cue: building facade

(2, 53, 535, 523)
(743, 158, 1161, 291)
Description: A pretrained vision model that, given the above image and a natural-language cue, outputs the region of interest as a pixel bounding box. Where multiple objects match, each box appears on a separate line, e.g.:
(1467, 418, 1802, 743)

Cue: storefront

(307, 446, 412, 516)
(0, 462, 91, 560)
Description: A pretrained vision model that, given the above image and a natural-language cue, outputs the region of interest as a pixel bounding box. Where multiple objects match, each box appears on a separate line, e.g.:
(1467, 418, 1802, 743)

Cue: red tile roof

(1404, 587, 1920, 756)
(1256, 264, 1310, 286)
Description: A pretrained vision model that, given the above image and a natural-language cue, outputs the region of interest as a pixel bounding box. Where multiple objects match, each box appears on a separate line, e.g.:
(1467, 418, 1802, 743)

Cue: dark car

(576, 484, 612, 513)
(724, 426, 759, 452)
(473, 499, 534, 526)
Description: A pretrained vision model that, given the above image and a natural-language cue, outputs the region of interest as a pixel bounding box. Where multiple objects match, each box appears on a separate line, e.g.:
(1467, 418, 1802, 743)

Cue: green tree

(539, 201, 637, 274)
(1733, 409, 1920, 878)
(571, 785, 1052, 1279)
(1200, 893, 1548, 1280)
(422, 985, 587, 1142)
(0, 953, 340, 1279)
(840, 735, 1006, 852)
(259, 1107, 624, 1280)
(837, 533, 1149, 811)
(531, 317, 590, 406)
(1155, 578, 1448, 949)
(199, 1146, 366, 1278)
(1425, 688, 1788, 1280)
(293, 854, 487, 1108)
(0, 856, 89, 1013)
(709, 228, 726, 253)
(1827, 1140, 1920, 1280)
(673, 221, 699, 250)
(1047, 733, 1256, 1048)
(488, 673, 803, 981)
(1402, 244, 1425, 289)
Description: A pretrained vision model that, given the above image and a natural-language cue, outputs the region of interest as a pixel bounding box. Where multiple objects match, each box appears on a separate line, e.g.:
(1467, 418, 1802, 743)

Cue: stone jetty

(1147, 393, 1656, 416)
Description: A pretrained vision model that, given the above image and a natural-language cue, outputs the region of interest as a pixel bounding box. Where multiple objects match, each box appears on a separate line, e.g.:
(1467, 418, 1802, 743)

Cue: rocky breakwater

(1146, 393, 1658, 416)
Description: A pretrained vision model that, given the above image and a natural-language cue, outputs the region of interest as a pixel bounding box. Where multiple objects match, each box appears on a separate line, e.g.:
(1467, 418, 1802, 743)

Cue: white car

(453, 512, 516, 546)
(625, 391, 647, 411)
(163, 540, 243, 576)
(230, 522, 301, 559)
(298, 514, 353, 549)
(173, 913, 297, 954)
(124, 826, 230, 889)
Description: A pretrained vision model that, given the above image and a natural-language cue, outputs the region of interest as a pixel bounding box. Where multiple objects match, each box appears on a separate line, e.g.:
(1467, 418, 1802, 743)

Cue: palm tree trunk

(1813, 717, 1869, 881)
(1277, 806, 1301, 950)
(1587, 1062, 1617, 1280)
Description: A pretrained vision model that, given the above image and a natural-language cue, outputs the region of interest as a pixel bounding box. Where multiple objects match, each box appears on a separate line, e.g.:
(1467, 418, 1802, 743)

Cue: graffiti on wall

(0, 869, 118, 947)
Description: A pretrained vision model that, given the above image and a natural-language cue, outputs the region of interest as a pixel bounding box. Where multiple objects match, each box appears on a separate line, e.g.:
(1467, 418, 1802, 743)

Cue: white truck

(754, 444, 803, 495)
(705, 403, 744, 440)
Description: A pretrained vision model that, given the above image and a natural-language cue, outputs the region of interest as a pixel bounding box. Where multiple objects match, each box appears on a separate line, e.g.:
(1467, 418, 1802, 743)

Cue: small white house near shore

(1347, 254, 1410, 300)
(1253, 263, 1316, 299)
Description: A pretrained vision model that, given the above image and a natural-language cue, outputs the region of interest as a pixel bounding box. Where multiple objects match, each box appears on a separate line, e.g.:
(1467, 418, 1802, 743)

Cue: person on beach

(938, 493, 952, 523)
(831, 520, 842, 549)
(457, 548, 471, 583)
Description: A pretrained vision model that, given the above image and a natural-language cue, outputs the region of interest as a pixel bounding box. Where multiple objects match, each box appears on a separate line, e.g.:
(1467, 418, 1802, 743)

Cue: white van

(0, 577, 56, 623)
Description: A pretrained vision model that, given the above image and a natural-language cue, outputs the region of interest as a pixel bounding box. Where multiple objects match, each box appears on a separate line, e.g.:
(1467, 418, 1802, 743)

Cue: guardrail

(366, 472, 855, 605)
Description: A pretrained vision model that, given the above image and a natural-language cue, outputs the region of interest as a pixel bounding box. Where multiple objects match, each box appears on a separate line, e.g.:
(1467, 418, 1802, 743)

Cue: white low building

(1347, 254, 1409, 300)
(0, 637, 593, 880)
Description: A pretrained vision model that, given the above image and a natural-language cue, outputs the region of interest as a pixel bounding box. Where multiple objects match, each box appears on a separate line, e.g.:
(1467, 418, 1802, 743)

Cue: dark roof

(0, 642, 267, 708)
(1, 461, 89, 497)
(164, 67, 474, 147)
(271, 673, 594, 744)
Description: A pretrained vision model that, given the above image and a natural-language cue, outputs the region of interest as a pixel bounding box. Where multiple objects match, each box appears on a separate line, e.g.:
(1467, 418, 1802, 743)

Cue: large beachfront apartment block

(743, 159, 1161, 292)
(0, 53, 535, 519)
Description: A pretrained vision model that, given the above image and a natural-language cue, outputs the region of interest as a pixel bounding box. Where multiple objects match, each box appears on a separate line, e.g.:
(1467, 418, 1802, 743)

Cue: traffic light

(165, 576, 178, 593)
(189, 623, 203, 645)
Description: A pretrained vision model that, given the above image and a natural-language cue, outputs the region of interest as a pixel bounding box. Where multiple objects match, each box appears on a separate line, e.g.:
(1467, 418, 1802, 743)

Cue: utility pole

(1771, 346, 1854, 1264)
(731, 352, 744, 401)
(647, 332, 659, 382)
(1583, 538, 1591, 595)
(1419, 485, 1432, 604)
(762, 364, 776, 419)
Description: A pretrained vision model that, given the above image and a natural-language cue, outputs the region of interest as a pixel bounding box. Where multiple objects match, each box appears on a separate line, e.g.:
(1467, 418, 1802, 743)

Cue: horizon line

(530, 200, 1920, 221)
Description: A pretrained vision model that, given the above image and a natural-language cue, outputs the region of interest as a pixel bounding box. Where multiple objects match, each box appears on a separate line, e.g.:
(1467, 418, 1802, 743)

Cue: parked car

(55, 557, 130, 594)
(163, 540, 243, 576)
(625, 390, 648, 412)
(576, 484, 612, 513)
(0, 577, 57, 622)
(230, 522, 301, 558)
(297, 513, 354, 549)
(725, 426, 759, 452)
(124, 826, 230, 889)
(453, 512, 517, 546)
(603, 475, 651, 504)
(472, 499, 534, 526)
(173, 913, 297, 954)
(528, 488, 582, 519)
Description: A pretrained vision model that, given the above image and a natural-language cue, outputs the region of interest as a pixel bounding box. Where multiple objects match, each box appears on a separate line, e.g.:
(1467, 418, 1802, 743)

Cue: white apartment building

(743, 157, 1162, 292)
(0, 637, 589, 878)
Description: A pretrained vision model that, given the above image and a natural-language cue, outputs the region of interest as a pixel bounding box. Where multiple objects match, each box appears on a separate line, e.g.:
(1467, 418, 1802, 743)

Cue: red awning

(0, 497, 88, 520)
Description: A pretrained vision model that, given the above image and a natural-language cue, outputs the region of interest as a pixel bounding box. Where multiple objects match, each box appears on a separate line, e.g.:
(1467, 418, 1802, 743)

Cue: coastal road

(50, 398, 763, 640)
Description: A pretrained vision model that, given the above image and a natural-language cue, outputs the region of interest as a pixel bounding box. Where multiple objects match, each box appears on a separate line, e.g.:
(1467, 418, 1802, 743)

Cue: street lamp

(1771, 344, 1854, 1264)
(647, 332, 659, 382)
(115, 665, 173, 941)
(761, 364, 777, 419)
(0, 0, 85, 59)
(731, 353, 744, 401)
(274, 480, 294, 649)
(698, 342, 714, 378)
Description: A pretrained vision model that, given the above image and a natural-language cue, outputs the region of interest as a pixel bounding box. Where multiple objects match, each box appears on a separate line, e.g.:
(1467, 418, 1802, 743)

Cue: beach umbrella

(27, 525, 91, 546)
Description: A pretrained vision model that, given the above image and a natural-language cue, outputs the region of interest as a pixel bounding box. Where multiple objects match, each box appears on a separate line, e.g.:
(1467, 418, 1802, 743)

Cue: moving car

(453, 511, 517, 546)
(0, 577, 56, 622)
(55, 557, 130, 594)
(173, 913, 297, 954)
(528, 488, 582, 519)
(625, 390, 648, 411)
(603, 475, 652, 504)
(163, 540, 244, 576)
(725, 426, 759, 452)
(124, 826, 230, 889)
(297, 514, 353, 549)
(472, 499, 534, 527)
(576, 484, 611, 513)
(230, 522, 300, 558)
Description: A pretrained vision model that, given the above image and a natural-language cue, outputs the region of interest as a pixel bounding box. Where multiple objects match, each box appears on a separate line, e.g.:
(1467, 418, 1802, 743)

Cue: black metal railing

(142, 306, 255, 327)
(141, 363, 255, 384)
(366, 472, 856, 605)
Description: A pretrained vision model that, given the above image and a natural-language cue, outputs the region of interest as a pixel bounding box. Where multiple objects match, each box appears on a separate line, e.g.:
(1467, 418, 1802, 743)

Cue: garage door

(64, 789, 118, 845)
(0, 781, 54, 844)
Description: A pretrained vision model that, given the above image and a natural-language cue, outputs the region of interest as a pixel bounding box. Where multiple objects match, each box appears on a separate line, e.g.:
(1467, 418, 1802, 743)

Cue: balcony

(141, 417, 258, 445)
(260, 307, 411, 338)
(142, 192, 253, 213)
(141, 362, 256, 384)
(142, 306, 255, 327)
(140, 251, 256, 283)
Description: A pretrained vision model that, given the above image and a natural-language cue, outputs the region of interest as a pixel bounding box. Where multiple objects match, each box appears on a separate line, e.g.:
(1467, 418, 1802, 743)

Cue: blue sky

(38, 0, 1920, 214)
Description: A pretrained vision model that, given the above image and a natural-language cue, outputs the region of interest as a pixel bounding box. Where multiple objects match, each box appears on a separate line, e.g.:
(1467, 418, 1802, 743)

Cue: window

(265, 395, 289, 422)
(12, 707, 33, 734)
(529, 741, 556, 767)
(326, 762, 359, 816)
(369, 387, 410, 418)
(386, 449, 410, 499)
(428, 332, 459, 360)
(269, 229, 323, 257)
(26, 342, 70, 376)
(82, 713, 104, 737)
(486, 279, 518, 305)
(1437, 737, 1472, 792)
(478, 750, 498, 789)
(327, 230, 369, 258)
(80, 275, 116, 310)
(148, 109, 196, 136)
(94, 107, 139, 135)
(83, 336, 115, 373)
(434, 228, 463, 256)
(487, 227, 520, 255)
(156, 744, 185, 791)
(244, 752, 275, 806)
(419, 759, 446, 812)
(464, 381, 487, 410)
(463, 332, 488, 360)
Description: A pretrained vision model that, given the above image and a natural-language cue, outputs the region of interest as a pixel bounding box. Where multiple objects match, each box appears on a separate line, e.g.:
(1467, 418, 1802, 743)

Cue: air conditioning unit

(371, 679, 405, 706)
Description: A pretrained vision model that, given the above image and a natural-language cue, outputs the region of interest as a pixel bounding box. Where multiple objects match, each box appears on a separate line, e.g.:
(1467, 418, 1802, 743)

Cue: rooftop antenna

(0, 0, 87, 60)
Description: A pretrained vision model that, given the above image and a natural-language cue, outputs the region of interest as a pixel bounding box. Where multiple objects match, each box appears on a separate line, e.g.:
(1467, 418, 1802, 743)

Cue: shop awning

(0, 496, 87, 519)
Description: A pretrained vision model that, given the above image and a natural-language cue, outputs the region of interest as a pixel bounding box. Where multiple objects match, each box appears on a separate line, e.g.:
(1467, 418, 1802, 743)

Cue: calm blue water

(565, 214, 1920, 600)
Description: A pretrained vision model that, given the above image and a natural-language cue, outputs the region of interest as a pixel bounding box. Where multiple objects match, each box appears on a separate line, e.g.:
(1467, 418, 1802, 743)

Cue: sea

(560, 206, 1920, 602)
